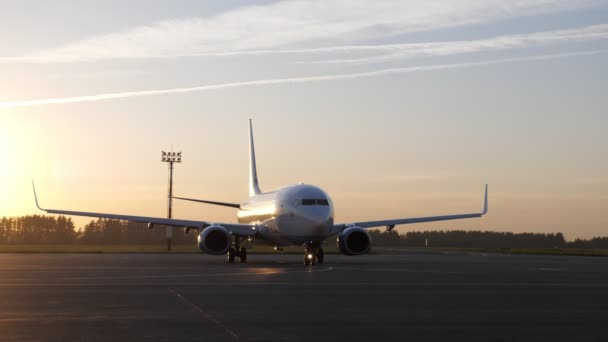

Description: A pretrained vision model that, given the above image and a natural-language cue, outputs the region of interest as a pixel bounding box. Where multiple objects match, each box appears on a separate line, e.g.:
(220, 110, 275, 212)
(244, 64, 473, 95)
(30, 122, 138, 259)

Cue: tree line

(1, 215, 606, 249)
(368, 230, 569, 248)
(0, 215, 195, 245)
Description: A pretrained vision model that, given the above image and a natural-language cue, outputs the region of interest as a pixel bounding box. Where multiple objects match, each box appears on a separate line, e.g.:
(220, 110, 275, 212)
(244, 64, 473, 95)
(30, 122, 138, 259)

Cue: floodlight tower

(161, 150, 182, 251)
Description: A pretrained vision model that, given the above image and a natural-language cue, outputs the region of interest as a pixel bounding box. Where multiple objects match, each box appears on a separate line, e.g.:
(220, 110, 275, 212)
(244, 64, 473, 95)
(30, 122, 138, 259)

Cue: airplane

(33, 119, 488, 265)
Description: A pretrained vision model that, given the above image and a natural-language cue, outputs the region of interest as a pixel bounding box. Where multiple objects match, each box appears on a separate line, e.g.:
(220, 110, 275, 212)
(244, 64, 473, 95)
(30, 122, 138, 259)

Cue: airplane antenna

(161, 150, 182, 252)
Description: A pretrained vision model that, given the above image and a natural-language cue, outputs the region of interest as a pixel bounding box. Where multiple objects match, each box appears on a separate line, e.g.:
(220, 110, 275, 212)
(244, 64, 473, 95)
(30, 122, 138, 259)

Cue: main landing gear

(304, 242, 324, 266)
(227, 236, 247, 263)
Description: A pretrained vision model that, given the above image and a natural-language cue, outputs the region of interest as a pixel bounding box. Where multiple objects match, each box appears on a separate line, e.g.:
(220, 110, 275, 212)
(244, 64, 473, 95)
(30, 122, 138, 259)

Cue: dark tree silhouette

(0, 215, 604, 249)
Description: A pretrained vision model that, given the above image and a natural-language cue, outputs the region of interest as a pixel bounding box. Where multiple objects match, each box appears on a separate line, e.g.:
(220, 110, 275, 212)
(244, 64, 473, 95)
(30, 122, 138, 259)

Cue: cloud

(300, 24, 608, 65)
(1, 0, 598, 63)
(1, 49, 605, 108)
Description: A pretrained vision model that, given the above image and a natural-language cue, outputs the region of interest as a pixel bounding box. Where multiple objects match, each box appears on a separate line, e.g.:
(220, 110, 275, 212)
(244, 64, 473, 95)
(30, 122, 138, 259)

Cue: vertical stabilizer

(249, 119, 261, 196)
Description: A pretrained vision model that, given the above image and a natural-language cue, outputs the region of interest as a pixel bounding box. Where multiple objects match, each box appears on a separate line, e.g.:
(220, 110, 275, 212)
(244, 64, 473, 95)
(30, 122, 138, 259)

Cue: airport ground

(0, 250, 607, 342)
(1, 244, 608, 257)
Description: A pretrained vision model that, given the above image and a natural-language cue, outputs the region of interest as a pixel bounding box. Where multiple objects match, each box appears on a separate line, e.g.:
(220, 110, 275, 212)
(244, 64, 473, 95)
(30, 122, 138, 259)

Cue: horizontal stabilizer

(172, 196, 241, 209)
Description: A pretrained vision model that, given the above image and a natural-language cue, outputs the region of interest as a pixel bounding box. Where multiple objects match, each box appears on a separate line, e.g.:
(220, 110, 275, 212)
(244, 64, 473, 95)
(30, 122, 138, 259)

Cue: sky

(0, 0, 607, 240)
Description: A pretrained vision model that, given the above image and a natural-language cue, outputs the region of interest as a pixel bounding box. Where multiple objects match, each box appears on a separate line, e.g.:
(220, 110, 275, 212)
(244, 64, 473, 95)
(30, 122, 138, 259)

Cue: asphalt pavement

(0, 250, 606, 342)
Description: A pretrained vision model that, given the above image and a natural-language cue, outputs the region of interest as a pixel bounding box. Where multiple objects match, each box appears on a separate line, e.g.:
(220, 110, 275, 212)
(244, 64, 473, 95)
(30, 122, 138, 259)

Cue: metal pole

(161, 151, 181, 252)
(167, 161, 174, 251)
(168, 161, 174, 218)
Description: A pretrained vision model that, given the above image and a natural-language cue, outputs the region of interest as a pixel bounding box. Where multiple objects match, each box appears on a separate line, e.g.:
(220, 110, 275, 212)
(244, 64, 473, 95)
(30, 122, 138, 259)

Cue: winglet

(481, 184, 488, 216)
(32, 179, 45, 211)
(248, 118, 262, 196)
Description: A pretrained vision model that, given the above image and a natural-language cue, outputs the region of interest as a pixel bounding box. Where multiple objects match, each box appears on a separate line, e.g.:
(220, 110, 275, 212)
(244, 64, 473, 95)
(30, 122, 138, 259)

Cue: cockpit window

(302, 199, 329, 206)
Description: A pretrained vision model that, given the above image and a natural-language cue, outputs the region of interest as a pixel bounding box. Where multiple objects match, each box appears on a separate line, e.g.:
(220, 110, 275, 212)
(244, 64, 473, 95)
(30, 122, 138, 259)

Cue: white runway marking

(0, 282, 605, 288)
(0, 266, 334, 283)
(168, 288, 239, 340)
(331, 266, 465, 274)
(536, 268, 564, 272)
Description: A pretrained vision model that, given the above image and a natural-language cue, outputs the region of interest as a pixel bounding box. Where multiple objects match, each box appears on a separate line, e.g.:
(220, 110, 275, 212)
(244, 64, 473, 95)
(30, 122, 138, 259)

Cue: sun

(0, 117, 16, 208)
(0, 114, 31, 217)
(0, 125, 14, 178)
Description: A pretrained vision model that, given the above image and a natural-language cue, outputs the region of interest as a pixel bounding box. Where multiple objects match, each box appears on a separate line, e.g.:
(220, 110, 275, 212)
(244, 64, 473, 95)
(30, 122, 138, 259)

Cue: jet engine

(198, 225, 231, 255)
(337, 226, 372, 255)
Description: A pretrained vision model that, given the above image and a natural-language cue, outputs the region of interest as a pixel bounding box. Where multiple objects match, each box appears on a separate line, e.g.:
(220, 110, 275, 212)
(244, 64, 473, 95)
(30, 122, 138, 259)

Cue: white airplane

(33, 120, 488, 265)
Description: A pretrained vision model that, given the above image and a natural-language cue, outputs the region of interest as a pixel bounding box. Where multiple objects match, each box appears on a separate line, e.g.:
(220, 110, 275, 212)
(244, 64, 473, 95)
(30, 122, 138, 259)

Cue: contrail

(1, 49, 605, 109)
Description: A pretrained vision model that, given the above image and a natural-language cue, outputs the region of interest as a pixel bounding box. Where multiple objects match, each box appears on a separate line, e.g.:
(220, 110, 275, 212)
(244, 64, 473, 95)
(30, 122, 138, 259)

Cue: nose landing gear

(303, 243, 324, 266)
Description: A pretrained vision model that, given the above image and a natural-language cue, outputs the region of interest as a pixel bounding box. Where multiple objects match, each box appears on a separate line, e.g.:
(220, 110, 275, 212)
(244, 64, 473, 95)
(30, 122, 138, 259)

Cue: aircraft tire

(317, 248, 324, 264)
(239, 248, 247, 263)
(227, 248, 236, 263)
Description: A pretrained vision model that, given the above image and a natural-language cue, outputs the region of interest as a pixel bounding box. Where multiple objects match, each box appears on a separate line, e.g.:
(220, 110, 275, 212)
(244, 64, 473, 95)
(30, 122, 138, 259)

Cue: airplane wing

(32, 182, 258, 237)
(172, 196, 241, 209)
(331, 185, 488, 234)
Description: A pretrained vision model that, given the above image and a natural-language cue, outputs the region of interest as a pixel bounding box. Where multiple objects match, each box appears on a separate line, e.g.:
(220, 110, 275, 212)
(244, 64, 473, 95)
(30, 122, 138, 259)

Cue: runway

(0, 250, 606, 342)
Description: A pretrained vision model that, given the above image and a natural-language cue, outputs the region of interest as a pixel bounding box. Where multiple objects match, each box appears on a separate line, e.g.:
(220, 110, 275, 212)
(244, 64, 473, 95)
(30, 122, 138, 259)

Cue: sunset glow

(0, 1, 606, 239)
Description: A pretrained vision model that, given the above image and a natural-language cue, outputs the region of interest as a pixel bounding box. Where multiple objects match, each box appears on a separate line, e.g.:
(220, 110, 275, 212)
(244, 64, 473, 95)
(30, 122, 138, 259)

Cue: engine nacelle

(198, 225, 231, 255)
(337, 226, 372, 255)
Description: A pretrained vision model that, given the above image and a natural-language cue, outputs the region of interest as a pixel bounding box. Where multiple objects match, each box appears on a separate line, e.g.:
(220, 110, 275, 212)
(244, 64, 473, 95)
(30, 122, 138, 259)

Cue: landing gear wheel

(239, 248, 247, 263)
(227, 248, 236, 263)
(317, 248, 324, 264)
(304, 249, 316, 265)
(304, 254, 311, 266)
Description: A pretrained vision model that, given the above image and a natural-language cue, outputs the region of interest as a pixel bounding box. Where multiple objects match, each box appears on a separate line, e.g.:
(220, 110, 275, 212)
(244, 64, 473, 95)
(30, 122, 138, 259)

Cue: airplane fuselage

(237, 184, 334, 245)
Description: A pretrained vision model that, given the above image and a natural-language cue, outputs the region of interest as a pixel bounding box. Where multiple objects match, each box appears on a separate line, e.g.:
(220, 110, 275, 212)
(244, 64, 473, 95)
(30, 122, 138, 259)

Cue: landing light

(307, 254, 313, 259)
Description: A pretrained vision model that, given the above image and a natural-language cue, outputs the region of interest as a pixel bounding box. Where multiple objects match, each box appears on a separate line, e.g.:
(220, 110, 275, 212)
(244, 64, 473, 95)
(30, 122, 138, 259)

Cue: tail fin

(248, 119, 261, 196)
(481, 184, 488, 215)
